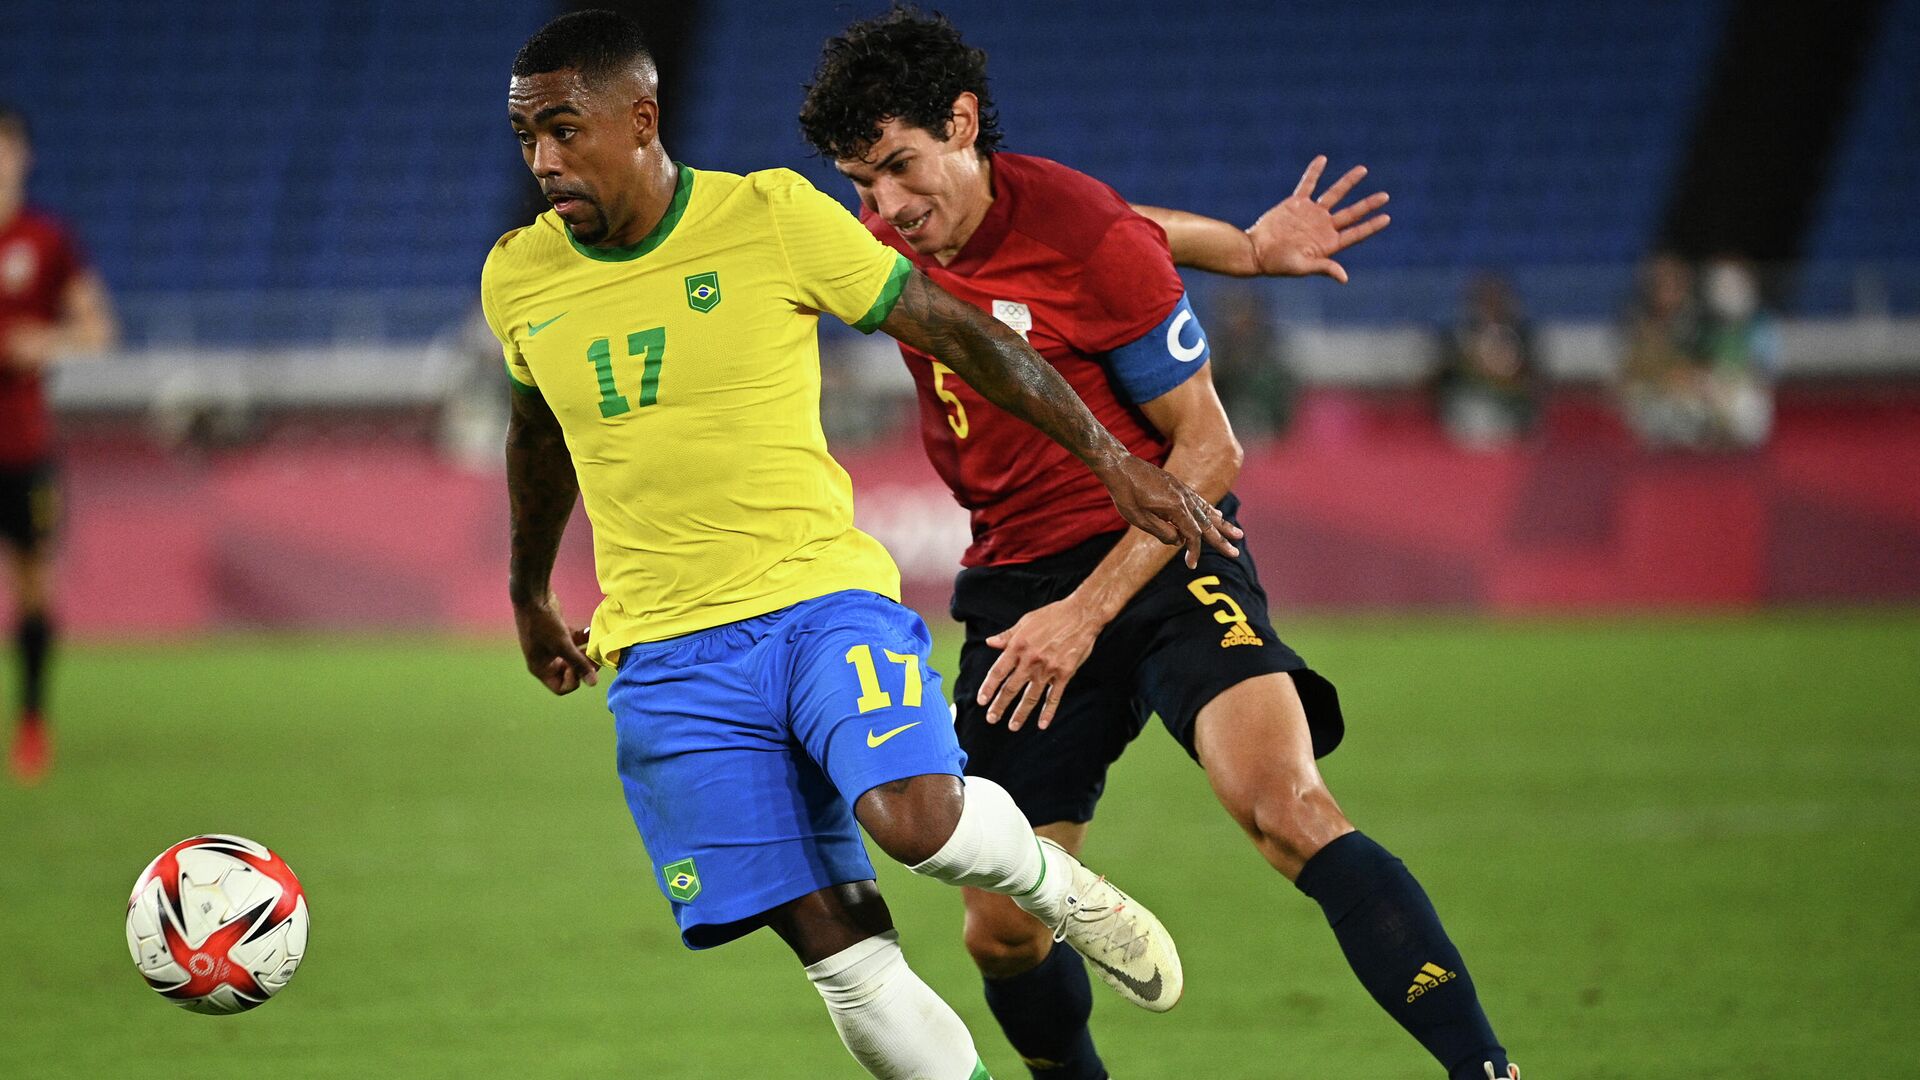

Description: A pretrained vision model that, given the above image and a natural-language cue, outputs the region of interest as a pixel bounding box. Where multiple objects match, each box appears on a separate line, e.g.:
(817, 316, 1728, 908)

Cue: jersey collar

(564, 163, 694, 263)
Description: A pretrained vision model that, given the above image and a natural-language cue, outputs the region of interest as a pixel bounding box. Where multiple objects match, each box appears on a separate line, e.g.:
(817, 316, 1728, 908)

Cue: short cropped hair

(799, 6, 1003, 162)
(0, 103, 28, 145)
(512, 9, 655, 84)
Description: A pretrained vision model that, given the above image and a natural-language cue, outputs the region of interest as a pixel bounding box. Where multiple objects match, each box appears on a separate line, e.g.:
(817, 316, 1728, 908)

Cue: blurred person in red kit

(0, 103, 118, 784)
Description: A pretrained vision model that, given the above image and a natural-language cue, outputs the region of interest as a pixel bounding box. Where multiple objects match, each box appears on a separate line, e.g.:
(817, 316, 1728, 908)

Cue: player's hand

(514, 594, 598, 695)
(1100, 455, 1242, 569)
(0, 323, 58, 370)
(978, 597, 1105, 732)
(1246, 155, 1391, 284)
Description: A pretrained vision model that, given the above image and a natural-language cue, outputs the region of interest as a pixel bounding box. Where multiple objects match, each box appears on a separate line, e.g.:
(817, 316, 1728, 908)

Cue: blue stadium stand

(0, 1, 541, 344)
(1799, 0, 1920, 315)
(21, 1, 1905, 337)
(678, 0, 1727, 323)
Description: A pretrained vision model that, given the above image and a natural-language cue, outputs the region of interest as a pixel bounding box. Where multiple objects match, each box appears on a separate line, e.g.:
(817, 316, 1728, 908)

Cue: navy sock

(981, 942, 1106, 1080)
(1295, 831, 1508, 1080)
(16, 612, 51, 719)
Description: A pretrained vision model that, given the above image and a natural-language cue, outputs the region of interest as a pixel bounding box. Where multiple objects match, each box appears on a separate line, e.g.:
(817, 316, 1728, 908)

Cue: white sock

(805, 931, 983, 1080)
(907, 775, 1076, 925)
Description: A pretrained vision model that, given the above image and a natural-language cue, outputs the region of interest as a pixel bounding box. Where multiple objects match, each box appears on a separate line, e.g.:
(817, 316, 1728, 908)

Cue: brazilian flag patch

(685, 271, 721, 313)
(663, 858, 702, 902)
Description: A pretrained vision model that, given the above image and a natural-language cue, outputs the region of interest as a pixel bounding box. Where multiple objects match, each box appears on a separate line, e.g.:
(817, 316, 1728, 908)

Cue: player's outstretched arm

(505, 386, 596, 695)
(1133, 155, 1390, 283)
(878, 269, 1241, 567)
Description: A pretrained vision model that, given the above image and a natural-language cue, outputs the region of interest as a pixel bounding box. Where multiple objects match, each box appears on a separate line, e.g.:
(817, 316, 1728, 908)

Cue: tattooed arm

(877, 268, 1241, 567)
(506, 386, 597, 695)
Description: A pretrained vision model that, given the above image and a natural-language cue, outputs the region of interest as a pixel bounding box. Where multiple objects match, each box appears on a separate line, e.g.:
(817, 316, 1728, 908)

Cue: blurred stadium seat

(5, 0, 1910, 340)
(683, 0, 1728, 322)
(1799, 0, 1920, 314)
(0, 0, 537, 344)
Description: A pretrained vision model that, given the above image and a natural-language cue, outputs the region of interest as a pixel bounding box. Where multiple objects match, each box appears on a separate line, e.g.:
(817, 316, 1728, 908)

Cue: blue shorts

(607, 590, 965, 949)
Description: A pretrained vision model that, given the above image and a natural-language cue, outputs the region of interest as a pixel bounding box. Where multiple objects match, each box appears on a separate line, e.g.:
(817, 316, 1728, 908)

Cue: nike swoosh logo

(1083, 955, 1165, 1002)
(527, 312, 568, 336)
(866, 721, 922, 748)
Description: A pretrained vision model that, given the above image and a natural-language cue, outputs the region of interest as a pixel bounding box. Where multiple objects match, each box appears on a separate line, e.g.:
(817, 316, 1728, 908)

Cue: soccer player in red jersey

(802, 12, 1519, 1080)
(0, 105, 118, 784)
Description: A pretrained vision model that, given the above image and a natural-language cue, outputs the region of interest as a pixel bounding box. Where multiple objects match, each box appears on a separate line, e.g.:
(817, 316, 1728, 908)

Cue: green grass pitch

(4, 613, 1916, 1078)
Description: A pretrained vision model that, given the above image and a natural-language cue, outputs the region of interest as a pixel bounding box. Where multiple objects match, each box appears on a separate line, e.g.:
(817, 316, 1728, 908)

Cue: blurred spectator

(1432, 274, 1541, 448)
(1618, 253, 1780, 451)
(1, 103, 118, 784)
(1206, 285, 1296, 439)
(436, 305, 511, 471)
(1619, 253, 1710, 448)
(1696, 256, 1779, 448)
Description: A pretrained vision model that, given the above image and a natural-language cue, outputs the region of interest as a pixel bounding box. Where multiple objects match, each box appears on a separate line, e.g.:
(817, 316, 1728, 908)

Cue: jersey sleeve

(1073, 216, 1209, 404)
(764, 173, 913, 333)
(479, 244, 539, 393)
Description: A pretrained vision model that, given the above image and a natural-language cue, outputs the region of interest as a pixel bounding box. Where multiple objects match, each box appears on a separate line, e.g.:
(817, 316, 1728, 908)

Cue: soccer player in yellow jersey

(482, 13, 1240, 1078)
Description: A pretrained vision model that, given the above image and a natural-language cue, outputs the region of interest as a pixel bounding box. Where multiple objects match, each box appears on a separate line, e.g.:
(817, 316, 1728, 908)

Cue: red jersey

(864, 153, 1207, 567)
(0, 209, 85, 465)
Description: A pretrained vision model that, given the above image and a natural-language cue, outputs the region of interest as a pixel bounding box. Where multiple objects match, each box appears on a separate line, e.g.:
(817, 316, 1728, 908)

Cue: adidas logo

(1220, 622, 1264, 648)
(1406, 961, 1456, 1002)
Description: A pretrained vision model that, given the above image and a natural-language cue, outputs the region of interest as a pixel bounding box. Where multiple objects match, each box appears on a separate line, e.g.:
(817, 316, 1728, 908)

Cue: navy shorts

(607, 590, 966, 949)
(0, 460, 59, 554)
(951, 496, 1344, 826)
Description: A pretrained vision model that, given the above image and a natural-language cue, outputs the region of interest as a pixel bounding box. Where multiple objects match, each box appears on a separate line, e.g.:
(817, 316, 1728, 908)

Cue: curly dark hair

(799, 6, 1003, 162)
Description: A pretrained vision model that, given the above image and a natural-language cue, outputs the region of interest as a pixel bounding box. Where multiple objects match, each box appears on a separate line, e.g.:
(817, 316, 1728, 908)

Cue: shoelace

(1048, 879, 1114, 944)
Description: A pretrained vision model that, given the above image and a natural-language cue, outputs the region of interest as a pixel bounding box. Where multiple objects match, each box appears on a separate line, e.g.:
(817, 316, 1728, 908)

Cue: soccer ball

(124, 834, 309, 1014)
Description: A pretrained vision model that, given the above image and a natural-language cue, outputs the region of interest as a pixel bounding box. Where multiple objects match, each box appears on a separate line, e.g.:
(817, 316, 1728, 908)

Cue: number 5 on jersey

(931, 362, 969, 439)
(587, 326, 666, 418)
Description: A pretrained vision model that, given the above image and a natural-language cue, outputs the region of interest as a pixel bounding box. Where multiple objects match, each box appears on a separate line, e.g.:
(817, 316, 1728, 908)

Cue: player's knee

(963, 901, 1052, 979)
(10, 561, 49, 614)
(856, 774, 966, 866)
(1233, 782, 1349, 870)
(866, 815, 956, 868)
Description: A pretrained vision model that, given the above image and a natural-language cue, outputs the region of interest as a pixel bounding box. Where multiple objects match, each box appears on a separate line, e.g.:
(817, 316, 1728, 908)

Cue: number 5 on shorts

(844, 644, 924, 713)
(1187, 575, 1250, 626)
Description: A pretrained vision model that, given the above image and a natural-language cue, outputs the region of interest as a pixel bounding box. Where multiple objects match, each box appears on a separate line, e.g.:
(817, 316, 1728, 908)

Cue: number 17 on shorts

(788, 594, 967, 800)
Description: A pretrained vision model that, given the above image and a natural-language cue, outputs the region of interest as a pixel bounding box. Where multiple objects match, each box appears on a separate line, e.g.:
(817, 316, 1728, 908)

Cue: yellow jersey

(480, 164, 913, 662)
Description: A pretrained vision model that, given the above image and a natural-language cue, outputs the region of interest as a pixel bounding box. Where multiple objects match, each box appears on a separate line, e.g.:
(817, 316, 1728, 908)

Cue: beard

(562, 199, 613, 245)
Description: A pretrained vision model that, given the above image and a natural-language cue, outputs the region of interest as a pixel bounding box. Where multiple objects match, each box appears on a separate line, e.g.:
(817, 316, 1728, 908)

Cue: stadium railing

(48, 263, 1920, 427)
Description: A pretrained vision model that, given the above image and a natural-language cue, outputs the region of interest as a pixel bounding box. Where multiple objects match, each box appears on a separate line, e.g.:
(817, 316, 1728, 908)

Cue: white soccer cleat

(1484, 1064, 1521, 1079)
(1041, 838, 1183, 1013)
